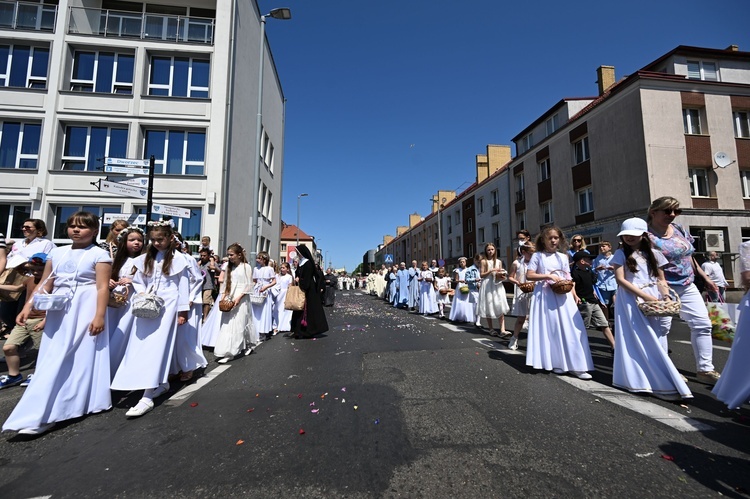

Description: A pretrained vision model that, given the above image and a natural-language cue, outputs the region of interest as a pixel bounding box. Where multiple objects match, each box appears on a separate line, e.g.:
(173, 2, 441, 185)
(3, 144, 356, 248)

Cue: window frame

(143, 128, 206, 176)
(540, 201, 553, 225)
(740, 171, 750, 199)
(545, 114, 559, 137)
(52, 205, 121, 242)
(734, 111, 750, 138)
(538, 157, 551, 181)
(576, 186, 594, 215)
(0, 43, 49, 89)
(573, 136, 589, 165)
(0, 203, 32, 240)
(683, 108, 702, 135)
(61, 124, 129, 171)
(687, 59, 719, 82)
(0, 120, 41, 170)
(477, 197, 484, 214)
(147, 54, 210, 98)
(689, 168, 711, 198)
(70, 49, 134, 94)
(516, 210, 526, 231)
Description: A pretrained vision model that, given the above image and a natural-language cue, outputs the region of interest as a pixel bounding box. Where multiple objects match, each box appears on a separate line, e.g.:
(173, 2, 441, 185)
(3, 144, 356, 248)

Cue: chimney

(409, 213, 422, 228)
(476, 154, 489, 183)
(726, 44, 739, 52)
(596, 65, 615, 95)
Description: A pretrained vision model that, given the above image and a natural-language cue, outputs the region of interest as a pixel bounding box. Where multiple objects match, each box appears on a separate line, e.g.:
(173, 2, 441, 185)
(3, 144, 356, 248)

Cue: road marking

(164, 365, 231, 407)
(473, 337, 714, 432)
(439, 323, 465, 332)
(342, 293, 350, 296)
(673, 339, 731, 352)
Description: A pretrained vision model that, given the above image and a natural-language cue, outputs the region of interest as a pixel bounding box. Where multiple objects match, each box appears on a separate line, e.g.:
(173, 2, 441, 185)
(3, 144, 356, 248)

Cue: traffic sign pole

(146, 155, 155, 224)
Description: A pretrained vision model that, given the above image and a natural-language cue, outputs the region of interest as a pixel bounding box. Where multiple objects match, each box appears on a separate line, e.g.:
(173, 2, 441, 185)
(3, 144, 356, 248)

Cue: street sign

(105, 157, 151, 168)
(384, 254, 393, 264)
(104, 165, 150, 175)
(103, 213, 147, 225)
(152, 203, 191, 219)
(112, 177, 149, 188)
(100, 180, 148, 199)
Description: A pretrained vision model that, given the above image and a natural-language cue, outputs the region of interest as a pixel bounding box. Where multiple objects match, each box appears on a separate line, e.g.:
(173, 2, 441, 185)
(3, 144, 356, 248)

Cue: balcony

(67, 7, 214, 45)
(0, 0, 57, 32)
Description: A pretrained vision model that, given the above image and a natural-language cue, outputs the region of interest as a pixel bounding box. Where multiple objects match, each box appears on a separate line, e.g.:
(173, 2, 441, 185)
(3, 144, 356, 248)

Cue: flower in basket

(708, 306, 735, 343)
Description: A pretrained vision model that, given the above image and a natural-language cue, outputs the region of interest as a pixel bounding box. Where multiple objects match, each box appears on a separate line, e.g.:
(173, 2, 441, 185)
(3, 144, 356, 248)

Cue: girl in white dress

(450, 257, 474, 323)
(273, 262, 294, 334)
(213, 243, 255, 362)
(478, 243, 510, 336)
(107, 226, 144, 375)
(612, 218, 691, 400)
(171, 233, 207, 381)
(713, 240, 750, 408)
(434, 267, 452, 318)
(525, 227, 594, 380)
(110, 221, 190, 418)
(507, 244, 535, 350)
(3, 211, 112, 435)
(418, 261, 438, 315)
(252, 251, 276, 341)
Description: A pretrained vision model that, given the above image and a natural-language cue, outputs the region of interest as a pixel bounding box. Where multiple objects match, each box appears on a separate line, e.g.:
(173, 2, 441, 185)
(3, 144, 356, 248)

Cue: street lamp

(249, 7, 292, 264)
(296, 192, 308, 247)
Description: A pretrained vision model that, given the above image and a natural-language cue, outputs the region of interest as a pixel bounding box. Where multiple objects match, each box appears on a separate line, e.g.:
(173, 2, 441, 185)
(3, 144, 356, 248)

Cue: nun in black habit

(323, 268, 338, 307)
(289, 245, 329, 338)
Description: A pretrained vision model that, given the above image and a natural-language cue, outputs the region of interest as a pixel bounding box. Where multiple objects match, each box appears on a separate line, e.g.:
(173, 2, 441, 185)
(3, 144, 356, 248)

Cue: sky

(267, 0, 750, 272)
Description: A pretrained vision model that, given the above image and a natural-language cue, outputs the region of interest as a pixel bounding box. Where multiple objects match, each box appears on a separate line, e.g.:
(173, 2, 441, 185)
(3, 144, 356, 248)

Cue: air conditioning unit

(704, 230, 725, 252)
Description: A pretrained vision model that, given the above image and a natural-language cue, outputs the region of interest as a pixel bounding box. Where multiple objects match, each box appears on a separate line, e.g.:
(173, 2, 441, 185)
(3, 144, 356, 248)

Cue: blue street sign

(384, 254, 393, 264)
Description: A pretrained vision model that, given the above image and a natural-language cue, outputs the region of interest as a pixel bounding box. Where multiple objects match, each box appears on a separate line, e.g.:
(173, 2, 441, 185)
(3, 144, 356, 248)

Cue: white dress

(273, 273, 294, 332)
(713, 241, 750, 408)
(110, 251, 189, 391)
(478, 259, 510, 319)
(525, 251, 594, 373)
(251, 265, 275, 335)
(172, 253, 208, 374)
(107, 256, 137, 376)
(611, 249, 691, 398)
(511, 257, 532, 317)
(418, 270, 438, 314)
(435, 276, 451, 305)
(450, 268, 474, 323)
(3, 245, 112, 432)
(213, 263, 255, 357)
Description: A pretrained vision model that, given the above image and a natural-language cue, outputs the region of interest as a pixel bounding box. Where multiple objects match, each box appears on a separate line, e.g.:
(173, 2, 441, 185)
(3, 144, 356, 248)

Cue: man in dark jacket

(571, 251, 615, 351)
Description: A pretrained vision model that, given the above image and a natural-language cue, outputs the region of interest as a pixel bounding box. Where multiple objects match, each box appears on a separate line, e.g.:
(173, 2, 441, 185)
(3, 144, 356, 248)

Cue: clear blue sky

(267, 0, 749, 272)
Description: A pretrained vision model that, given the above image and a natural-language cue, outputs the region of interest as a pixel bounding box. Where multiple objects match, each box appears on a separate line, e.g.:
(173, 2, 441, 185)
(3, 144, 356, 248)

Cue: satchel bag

(0, 267, 26, 302)
(131, 269, 164, 319)
(31, 251, 84, 311)
(219, 297, 235, 312)
(284, 283, 305, 311)
(108, 286, 129, 308)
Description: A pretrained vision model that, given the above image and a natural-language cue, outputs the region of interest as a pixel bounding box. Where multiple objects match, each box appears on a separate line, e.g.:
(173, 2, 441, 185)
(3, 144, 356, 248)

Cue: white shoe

(244, 347, 254, 356)
(217, 355, 234, 364)
(18, 422, 55, 435)
(552, 368, 565, 375)
(508, 337, 518, 350)
(150, 382, 170, 399)
(126, 398, 154, 417)
(573, 371, 592, 380)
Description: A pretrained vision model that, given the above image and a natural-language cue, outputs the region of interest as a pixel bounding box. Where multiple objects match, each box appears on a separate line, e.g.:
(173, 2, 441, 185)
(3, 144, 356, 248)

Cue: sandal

(179, 371, 193, 382)
(489, 330, 500, 337)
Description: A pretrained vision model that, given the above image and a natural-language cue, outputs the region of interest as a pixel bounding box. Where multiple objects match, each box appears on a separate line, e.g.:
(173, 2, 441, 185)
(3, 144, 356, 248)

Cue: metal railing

(0, 0, 56, 32)
(67, 6, 214, 44)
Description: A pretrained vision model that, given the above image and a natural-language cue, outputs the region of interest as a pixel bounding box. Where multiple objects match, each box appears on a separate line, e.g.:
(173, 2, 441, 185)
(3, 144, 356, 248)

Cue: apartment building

(0, 0, 285, 253)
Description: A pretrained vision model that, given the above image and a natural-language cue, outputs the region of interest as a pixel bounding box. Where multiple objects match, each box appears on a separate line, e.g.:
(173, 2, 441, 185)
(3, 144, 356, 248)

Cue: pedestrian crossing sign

(384, 254, 393, 264)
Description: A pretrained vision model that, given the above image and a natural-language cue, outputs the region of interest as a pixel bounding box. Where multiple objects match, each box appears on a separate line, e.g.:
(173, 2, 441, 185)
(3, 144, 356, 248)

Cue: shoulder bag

(284, 282, 305, 311)
(131, 267, 165, 319)
(32, 252, 84, 311)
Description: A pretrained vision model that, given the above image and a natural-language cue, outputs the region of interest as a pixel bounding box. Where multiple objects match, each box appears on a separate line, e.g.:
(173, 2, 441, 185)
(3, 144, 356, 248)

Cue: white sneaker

(126, 398, 154, 418)
(573, 371, 592, 380)
(217, 355, 234, 364)
(244, 346, 254, 356)
(18, 422, 55, 435)
(508, 337, 518, 350)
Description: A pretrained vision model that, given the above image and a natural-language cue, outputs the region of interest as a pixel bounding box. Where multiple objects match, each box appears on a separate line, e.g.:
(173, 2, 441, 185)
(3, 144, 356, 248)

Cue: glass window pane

(54, 206, 79, 238)
(73, 52, 95, 80)
(18, 159, 37, 169)
(108, 128, 128, 158)
(9, 45, 30, 87)
(185, 131, 205, 162)
(185, 164, 203, 175)
(144, 130, 165, 173)
(20, 123, 41, 155)
(150, 87, 169, 96)
(95, 52, 114, 93)
(0, 45, 9, 76)
(191, 59, 209, 88)
(116, 53, 134, 83)
(166, 130, 184, 174)
(87, 127, 108, 171)
(10, 205, 31, 239)
(30, 48, 49, 78)
(191, 90, 208, 98)
(0, 122, 20, 168)
(172, 57, 189, 97)
(181, 208, 201, 240)
(150, 56, 171, 85)
(64, 126, 87, 157)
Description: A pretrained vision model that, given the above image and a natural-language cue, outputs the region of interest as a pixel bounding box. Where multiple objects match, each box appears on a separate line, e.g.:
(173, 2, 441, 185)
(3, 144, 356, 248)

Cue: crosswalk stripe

(164, 364, 232, 407)
(673, 339, 731, 352)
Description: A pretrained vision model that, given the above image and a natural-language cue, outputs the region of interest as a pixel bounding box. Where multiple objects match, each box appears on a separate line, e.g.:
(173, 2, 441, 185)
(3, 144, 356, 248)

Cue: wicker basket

(249, 292, 268, 305)
(550, 270, 574, 294)
(518, 282, 535, 293)
(459, 285, 470, 294)
(637, 288, 681, 317)
(439, 288, 450, 295)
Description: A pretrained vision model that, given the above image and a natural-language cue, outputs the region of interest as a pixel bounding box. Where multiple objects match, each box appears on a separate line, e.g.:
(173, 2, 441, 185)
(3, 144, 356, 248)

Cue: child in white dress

(525, 226, 594, 380)
(273, 262, 294, 334)
(612, 218, 691, 400)
(252, 251, 276, 341)
(213, 243, 255, 363)
(3, 211, 112, 435)
(418, 261, 438, 315)
(478, 243, 510, 336)
(507, 244, 534, 350)
(449, 257, 474, 323)
(434, 267, 451, 318)
(110, 221, 190, 418)
(107, 226, 143, 375)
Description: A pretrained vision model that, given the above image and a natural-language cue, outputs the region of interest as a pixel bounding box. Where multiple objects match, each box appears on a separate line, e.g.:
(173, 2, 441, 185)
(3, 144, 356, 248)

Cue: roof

(640, 44, 750, 72)
(280, 223, 313, 241)
(511, 98, 596, 142)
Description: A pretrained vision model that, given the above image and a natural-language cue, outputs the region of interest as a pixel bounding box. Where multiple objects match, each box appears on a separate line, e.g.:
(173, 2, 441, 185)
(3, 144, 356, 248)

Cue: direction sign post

(145, 155, 156, 224)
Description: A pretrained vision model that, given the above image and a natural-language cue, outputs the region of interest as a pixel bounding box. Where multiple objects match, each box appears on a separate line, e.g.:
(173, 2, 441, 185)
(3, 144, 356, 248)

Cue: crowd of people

(0, 213, 329, 435)
(364, 197, 750, 408)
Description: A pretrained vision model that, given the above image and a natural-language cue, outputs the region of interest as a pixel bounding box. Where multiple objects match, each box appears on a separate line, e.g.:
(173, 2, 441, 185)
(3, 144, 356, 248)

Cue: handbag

(284, 283, 305, 311)
(219, 297, 235, 312)
(131, 269, 164, 319)
(108, 286, 129, 308)
(31, 251, 84, 311)
(0, 268, 26, 301)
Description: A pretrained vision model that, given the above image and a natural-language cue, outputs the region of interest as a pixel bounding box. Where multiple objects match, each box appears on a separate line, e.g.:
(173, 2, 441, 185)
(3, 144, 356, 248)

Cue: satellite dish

(714, 152, 731, 168)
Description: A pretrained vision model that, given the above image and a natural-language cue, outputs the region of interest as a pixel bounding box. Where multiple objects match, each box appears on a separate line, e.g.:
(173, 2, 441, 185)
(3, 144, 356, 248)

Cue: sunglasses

(660, 208, 682, 216)
(20, 226, 35, 230)
(572, 238, 582, 242)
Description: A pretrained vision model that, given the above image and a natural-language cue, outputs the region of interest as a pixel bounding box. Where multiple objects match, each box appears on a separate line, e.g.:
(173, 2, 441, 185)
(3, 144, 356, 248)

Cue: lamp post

(296, 192, 308, 247)
(250, 7, 291, 264)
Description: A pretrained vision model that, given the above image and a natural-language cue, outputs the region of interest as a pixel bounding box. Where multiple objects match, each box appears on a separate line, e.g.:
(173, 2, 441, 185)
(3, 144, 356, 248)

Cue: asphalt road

(0, 290, 748, 498)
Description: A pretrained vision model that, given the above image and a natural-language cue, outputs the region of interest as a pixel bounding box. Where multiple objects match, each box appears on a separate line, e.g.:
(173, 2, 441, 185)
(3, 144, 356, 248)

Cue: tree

(352, 263, 363, 275)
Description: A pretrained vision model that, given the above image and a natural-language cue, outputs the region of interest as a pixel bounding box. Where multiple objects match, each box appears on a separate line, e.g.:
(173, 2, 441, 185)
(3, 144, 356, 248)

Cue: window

(478, 228, 485, 244)
(519, 133, 533, 154)
(540, 201, 553, 225)
(467, 243, 474, 257)
(62, 125, 128, 171)
(467, 218, 473, 233)
(477, 197, 484, 214)
(741, 171, 750, 199)
(491, 190, 499, 215)
(538, 158, 550, 181)
(52, 205, 120, 241)
(734, 111, 750, 138)
(516, 211, 526, 231)
(260, 129, 275, 172)
(689, 168, 710, 197)
(0, 121, 41, 169)
(144, 129, 206, 175)
(455, 210, 460, 222)
(577, 186, 594, 214)
(0, 204, 31, 240)
(683, 108, 702, 135)
(456, 236, 461, 249)
(71, 50, 134, 94)
(148, 56, 210, 98)
(687, 60, 718, 82)
(515, 173, 525, 202)
(281, 243, 287, 251)
(135, 206, 202, 243)
(447, 239, 452, 258)
(545, 114, 559, 137)
(258, 183, 273, 222)
(0, 44, 49, 88)
(573, 137, 589, 164)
